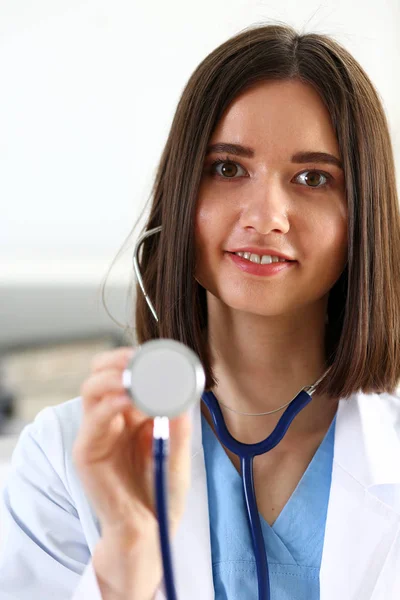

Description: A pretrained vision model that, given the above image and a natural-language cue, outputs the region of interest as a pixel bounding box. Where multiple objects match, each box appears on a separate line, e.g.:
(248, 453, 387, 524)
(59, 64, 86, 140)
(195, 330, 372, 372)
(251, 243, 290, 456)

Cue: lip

(228, 248, 295, 261)
(226, 252, 297, 276)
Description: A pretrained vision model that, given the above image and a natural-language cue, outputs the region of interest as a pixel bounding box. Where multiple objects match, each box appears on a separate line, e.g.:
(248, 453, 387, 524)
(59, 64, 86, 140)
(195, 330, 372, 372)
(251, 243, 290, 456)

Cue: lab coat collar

(333, 391, 400, 488)
(156, 391, 400, 600)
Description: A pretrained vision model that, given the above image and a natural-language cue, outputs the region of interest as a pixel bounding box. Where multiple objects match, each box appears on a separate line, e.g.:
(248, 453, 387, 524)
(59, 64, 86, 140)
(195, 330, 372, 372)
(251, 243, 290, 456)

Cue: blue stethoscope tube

(153, 434, 178, 600)
(153, 387, 312, 600)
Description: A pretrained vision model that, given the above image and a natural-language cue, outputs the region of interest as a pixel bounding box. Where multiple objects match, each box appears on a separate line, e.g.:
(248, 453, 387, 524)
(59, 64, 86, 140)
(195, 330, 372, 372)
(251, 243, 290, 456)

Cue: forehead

(210, 80, 340, 157)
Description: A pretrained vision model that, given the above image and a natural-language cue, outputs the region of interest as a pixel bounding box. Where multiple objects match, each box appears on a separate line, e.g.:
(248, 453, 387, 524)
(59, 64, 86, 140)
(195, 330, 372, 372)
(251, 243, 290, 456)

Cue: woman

(1, 23, 399, 600)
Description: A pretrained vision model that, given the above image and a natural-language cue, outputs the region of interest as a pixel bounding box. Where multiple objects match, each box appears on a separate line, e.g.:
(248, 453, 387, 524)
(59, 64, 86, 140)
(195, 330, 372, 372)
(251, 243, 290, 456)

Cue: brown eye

(306, 172, 322, 187)
(296, 170, 330, 189)
(219, 162, 237, 177)
(210, 159, 247, 179)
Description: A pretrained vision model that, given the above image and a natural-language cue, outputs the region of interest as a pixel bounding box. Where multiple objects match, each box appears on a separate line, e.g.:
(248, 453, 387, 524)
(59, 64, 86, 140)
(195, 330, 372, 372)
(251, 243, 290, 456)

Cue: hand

(72, 347, 193, 598)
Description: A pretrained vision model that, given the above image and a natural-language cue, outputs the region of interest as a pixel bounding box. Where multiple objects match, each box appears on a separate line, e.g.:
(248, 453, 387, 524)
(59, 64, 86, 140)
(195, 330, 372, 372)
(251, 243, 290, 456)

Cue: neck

(201, 294, 339, 446)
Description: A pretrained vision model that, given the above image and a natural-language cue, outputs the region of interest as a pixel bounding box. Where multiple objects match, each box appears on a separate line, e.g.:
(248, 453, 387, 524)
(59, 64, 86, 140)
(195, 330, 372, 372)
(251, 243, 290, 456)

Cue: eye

(209, 158, 247, 179)
(295, 170, 331, 189)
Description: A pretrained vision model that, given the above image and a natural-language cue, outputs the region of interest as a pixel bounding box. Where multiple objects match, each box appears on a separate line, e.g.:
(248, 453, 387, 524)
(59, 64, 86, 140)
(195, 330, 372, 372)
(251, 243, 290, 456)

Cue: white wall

(1, 0, 399, 285)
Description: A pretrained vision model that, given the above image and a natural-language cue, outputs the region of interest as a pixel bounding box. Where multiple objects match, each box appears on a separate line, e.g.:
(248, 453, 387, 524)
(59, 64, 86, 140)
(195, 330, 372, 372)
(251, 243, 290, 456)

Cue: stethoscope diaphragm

(122, 338, 206, 418)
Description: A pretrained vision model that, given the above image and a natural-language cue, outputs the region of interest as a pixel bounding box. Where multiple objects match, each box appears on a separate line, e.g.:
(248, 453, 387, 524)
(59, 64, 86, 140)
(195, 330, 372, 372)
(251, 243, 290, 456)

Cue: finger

(91, 347, 136, 373)
(101, 391, 149, 431)
(74, 394, 133, 465)
(80, 369, 149, 433)
(80, 369, 133, 409)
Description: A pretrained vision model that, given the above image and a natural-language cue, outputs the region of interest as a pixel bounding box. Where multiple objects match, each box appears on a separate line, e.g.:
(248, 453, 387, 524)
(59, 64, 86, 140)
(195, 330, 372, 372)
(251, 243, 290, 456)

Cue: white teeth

(261, 255, 272, 264)
(234, 252, 287, 264)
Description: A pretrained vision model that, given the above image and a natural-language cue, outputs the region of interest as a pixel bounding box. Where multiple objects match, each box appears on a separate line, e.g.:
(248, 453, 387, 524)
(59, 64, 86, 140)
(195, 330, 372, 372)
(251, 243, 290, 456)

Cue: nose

(239, 179, 290, 235)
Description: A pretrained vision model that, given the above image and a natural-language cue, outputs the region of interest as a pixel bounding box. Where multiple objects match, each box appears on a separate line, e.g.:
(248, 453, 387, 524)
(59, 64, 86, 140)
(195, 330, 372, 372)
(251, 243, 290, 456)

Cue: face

(194, 79, 348, 322)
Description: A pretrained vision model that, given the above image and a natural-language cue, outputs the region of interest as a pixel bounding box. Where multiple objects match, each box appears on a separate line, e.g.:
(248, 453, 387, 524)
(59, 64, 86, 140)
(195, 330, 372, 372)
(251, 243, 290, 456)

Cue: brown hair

(104, 22, 400, 400)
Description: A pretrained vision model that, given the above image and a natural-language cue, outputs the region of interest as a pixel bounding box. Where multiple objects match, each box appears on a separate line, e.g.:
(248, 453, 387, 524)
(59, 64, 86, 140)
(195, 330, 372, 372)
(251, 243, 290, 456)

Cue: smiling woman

(123, 26, 400, 597)
(1, 21, 400, 600)
(133, 25, 400, 403)
(127, 26, 400, 595)
(195, 79, 348, 363)
(191, 79, 350, 477)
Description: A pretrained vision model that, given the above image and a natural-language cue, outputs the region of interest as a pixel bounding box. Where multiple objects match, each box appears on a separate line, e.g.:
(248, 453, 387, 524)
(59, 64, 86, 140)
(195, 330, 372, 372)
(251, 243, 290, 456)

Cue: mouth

(226, 251, 297, 276)
(227, 251, 296, 264)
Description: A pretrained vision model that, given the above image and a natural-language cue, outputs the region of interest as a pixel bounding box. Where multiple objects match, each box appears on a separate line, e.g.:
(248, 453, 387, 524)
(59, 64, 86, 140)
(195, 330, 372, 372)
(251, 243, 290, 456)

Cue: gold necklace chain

(214, 370, 329, 416)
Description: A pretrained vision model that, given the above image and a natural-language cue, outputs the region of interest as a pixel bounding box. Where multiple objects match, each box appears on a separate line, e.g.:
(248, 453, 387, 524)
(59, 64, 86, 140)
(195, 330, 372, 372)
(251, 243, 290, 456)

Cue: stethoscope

(122, 225, 330, 600)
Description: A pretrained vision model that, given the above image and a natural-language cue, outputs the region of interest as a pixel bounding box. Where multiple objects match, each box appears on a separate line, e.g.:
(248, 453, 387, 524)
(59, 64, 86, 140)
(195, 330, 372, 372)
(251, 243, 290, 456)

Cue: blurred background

(0, 0, 399, 482)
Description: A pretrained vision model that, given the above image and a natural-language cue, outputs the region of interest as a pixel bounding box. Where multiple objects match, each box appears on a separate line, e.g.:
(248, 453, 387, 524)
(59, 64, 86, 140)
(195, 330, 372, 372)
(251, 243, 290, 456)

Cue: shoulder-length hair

(107, 23, 400, 399)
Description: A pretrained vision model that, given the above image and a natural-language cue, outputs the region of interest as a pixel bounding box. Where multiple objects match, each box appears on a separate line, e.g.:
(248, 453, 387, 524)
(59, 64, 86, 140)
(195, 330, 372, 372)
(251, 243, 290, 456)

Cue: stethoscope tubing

(154, 435, 178, 600)
(242, 454, 270, 599)
(153, 389, 313, 600)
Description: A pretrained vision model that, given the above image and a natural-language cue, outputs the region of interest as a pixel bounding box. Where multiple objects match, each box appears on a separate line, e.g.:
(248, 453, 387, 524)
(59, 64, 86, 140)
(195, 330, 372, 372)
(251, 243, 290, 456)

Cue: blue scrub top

(201, 408, 336, 600)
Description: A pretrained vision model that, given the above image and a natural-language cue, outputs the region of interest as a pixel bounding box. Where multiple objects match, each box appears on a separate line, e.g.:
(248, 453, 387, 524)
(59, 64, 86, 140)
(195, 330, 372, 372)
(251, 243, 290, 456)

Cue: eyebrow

(206, 142, 343, 170)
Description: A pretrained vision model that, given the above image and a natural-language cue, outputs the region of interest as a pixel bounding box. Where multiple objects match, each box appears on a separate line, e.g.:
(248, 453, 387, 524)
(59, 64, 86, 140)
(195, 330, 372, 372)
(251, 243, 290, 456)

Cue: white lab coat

(0, 390, 399, 600)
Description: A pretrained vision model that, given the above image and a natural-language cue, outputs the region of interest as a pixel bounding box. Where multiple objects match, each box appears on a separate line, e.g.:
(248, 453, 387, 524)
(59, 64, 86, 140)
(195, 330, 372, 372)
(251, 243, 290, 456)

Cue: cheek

(194, 204, 208, 255)
(194, 198, 226, 288)
(315, 212, 348, 277)
(194, 195, 224, 255)
(331, 206, 348, 253)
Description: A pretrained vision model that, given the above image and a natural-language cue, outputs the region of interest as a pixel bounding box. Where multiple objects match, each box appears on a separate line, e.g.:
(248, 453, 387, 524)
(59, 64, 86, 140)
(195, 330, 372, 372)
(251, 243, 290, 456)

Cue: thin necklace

(214, 370, 329, 416)
(217, 397, 294, 416)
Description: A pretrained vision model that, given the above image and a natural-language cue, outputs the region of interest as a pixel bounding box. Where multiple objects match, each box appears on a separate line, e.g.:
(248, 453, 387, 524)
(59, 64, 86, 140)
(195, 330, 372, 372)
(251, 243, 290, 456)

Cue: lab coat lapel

(320, 392, 400, 600)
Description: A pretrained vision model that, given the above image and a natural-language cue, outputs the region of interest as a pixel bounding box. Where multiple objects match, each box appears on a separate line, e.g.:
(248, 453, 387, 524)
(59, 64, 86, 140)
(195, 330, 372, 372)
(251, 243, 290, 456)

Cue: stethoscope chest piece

(122, 338, 206, 418)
